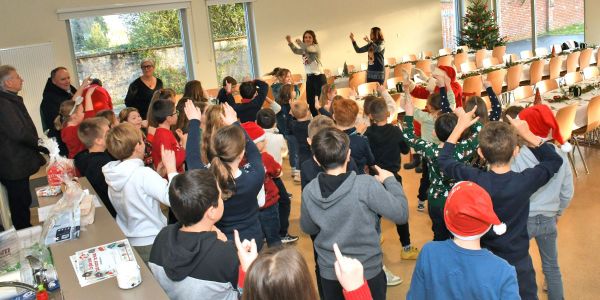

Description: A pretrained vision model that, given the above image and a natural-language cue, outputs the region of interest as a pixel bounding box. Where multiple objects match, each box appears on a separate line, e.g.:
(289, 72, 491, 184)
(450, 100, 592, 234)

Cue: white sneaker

(383, 265, 403, 286)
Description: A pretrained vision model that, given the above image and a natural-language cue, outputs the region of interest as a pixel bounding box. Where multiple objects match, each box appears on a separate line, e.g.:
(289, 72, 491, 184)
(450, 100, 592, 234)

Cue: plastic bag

(39, 180, 82, 246)
(39, 136, 75, 186)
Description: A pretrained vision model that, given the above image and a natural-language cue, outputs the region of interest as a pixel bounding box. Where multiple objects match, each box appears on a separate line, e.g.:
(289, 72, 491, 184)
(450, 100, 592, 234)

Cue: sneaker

(403, 158, 420, 170)
(287, 192, 293, 199)
(401, 246, 420, 260)
(417, 201, 426, 212)
(415, 165, 423, 173)
(280, 234, 299, 244)
(383, 265, 403, 286)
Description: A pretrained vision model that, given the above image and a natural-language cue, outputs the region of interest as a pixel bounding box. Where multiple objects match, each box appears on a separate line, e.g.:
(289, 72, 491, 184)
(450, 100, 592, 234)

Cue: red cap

(444, 181, 506, 239)
(518, 104, 572, 152)
(241, 122, 266, 143)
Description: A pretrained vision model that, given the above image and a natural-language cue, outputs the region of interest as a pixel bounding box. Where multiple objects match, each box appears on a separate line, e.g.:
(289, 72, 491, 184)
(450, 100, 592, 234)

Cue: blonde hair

(202, 105, 225, 164)
(291, 101, 309, 119)
(54, 100, 77, 130)
(106, 123, 143, 160)
(308, 115, 335, 139)
(318, 83, 336, 108)
(78, 117, 110, 148)
(209, 125, 245, 200)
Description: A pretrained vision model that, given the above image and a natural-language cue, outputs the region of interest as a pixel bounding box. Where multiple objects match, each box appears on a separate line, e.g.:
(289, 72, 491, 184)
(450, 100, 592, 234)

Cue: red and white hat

(241, 122, 266, 143)
(444, 181, 506, 239)
(518, 104, 573, 152)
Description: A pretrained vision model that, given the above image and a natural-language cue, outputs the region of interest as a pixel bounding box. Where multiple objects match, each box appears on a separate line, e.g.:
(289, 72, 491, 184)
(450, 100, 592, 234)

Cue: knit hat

(241, 122, 266, 143)
(518, 104, 573, 152)
(444, 181, 507, 239)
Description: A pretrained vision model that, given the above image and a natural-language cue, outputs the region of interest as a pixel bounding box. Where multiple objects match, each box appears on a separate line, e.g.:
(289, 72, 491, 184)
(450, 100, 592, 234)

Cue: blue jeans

(259, 203, 282, 247)
(528, 215, 563, 300)
(284, 134, 299, 170)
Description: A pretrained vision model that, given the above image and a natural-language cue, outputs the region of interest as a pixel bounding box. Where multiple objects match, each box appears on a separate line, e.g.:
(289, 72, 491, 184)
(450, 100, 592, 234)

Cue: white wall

(585, 0, 600, 44)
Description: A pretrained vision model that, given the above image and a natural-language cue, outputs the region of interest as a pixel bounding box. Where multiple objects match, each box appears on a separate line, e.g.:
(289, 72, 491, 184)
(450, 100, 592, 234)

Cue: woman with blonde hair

(125, 58, 163, 119)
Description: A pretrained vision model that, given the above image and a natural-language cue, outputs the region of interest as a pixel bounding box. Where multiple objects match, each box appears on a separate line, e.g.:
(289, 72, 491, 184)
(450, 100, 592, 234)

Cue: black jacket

(124, 77, 163, 120)
(40, 78, 76, 155)
(0, 90, 46, 180)
(74, 150, 117, 218)
(364, 124, 410, 173)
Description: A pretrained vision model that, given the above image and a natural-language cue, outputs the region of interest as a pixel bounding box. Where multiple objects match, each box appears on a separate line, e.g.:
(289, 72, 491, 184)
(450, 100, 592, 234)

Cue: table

(36, 178, 168, 300)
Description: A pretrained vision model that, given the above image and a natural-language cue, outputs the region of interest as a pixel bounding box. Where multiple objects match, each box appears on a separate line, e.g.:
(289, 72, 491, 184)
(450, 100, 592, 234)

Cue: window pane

(69, 9, 188, 108)
(535, 0, 584, 53)
(208, 3, 254, 83)
(441, 0, 458, 49)
(498, 0, 533, 56)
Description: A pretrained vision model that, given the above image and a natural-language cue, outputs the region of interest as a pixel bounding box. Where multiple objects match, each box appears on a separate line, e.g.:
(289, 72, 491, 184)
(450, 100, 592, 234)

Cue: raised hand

(234, 230, 258, 272)
(482, 76, 492, 89)
(295, 38, 302, 45)
(285, 35, 292, 43)
(404, 92, 414, 116)
(363, 35, 370, 43)
(161, 144, 177, 175)
(184, 99, 201, 121)
(349, 33, 355, 41)
(333, 243, 366, 292)
(454, 106, 480, 132)
(225, 81, 232, 93)
(221, 102, 238, 125)
(376, 83, 387, 95)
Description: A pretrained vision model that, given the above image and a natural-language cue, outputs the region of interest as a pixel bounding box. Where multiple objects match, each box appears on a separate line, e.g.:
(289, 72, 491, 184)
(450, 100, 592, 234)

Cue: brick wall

(550, 0, 584, 30)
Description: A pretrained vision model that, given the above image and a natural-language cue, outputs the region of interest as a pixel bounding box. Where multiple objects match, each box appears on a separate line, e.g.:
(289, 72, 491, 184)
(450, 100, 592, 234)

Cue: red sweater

(61, 111, 95, 158)
(83, 85, 113, 114)
(151, 127, 186, 173)
(260, 152, 281, 209)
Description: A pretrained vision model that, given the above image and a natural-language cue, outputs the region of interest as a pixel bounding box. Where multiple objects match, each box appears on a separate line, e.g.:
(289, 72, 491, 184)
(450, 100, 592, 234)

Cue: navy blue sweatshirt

(438, 142, 562, 264)
(364, 124, 410, 174)
(186, 119, 265, 249)
(216, 88, 234, 104)
(291, 120, 311, 166)
(226, 80, 268, 123)
(343, 127, 375, 172)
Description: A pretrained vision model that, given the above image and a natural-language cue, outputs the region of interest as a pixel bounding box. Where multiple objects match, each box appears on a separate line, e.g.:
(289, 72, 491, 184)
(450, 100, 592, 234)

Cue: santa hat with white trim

(241, 122, 266, 143)
(444, 181, 507, 240)
(518, 104, 573, 153)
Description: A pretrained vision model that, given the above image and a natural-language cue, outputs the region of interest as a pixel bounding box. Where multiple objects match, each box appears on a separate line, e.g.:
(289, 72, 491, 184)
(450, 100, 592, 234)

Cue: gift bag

(39, 136, 75, 186)
(39, 180, 82, 246)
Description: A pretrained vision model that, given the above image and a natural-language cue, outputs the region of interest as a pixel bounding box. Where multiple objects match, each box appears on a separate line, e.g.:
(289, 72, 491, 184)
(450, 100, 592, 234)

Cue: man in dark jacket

(0, 65, 46, 229)
(40, 67, 76, 156)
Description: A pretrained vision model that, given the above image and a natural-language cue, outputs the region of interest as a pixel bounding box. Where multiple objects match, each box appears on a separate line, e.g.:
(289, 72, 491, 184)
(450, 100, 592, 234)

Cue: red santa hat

(241, 122, 266, 143)
(518, 104, 573, 152)
(444, 181, 507, 239)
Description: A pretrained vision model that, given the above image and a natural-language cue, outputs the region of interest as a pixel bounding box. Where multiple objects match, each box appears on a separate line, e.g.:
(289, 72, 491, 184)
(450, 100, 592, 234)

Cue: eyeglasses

(170, 110, 179, 116)
(141, 65, 154, 70)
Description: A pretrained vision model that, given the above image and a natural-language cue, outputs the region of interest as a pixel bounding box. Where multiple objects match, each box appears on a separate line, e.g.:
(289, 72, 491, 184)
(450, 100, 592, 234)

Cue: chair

(415, 59, 432, 76)
(492, 46, 506, 63)
(439, 48, 452, 56)
(421, 50, 433, 58)
(482, 57, 500, 68)
(571, 96, 600, 175)
(348, 71, 367, 90)
(475, 49, 487, 68)
(520, 50, 534, 59)
(564, 72, 583, 85)
(579, 48, 593, 70)
(460, 62, 477, 73)
(437, 55, 453, 67)
(323, 69, 333, 78)
(357, 82, 380, 97)
(513, 85, 534, 101)
(463, 75, 484, 98)
(583, 66, 600, 80)
(529, 60, 545, 85)
(536, 79, 559, 94)
(566, 51, 580, 73)
(291, 74, 303, 84)
(535, 47, 548, 57)
(336, 87, 354, 99)
(384, 57, 397, 66)
(402, 54, 417, 62)
(506, 64, 523, 92)
(554, 104, 579, 175)
(549, 56, 563, 80)
(457, 45, 469, 53)
(486, 68, 507, 95)
(204, 88, 220, 99)
(503, 53, 519, 64)
(386, 76, 403, 90)
(393, 63, 413, 78)
(454, 52, 468, 73)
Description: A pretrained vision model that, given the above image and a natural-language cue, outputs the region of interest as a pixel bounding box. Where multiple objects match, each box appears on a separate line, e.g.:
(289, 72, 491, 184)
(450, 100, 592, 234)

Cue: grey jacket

(288, 42, 323, 74)
(511, 144, 574, 216)
(300, 172, 408, 280)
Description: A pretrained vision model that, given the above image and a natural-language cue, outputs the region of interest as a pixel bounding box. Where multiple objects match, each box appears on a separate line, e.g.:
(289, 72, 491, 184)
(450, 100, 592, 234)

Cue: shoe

(417, 201, 425, 212)
(543, 280, 548, 292)
(287, 192, 293, 199)
(403, 155, 421, 170)
(281, 234, 299, 244)
(383, 265, 403, 286)
(415, 165, 423, 173)
(401, 246, 420, 260)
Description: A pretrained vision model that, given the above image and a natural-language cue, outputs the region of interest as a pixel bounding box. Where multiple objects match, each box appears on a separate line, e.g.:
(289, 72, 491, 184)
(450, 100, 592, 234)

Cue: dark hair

(370, 27, 384, 42)
(222, 76, 237, 87)
(427, 93, 442, 112)
(78, 117, 110, 148)
(303, 30, 318, 44)
(479, 121, 517, 165)
(502, 106, 524, 123)
(266, 67, 281, 76)
(183, 80, 208, 102)
(362, 96, 378, 116)
(175, 97, 207, 135)
(239, 81, 257, 99)
(151, 99, 175, 125)
(242, 247, 318, 300)
(147, 88, 177, 126)
(50, 67, 67, 79)
(312, 128, 350, 170)
(209, 125, 246, 200)
(96, 109, 117, 126)
(169, 169, 220, 226)
(91, 78, 103, 86)
(279, 84, 294, 105)
(276, 68, 291, 79)
(368, 98, 388, 122)
(464, 96, 489, 124)
(256, 108, 276, 129)
(434, 113, 458, 142)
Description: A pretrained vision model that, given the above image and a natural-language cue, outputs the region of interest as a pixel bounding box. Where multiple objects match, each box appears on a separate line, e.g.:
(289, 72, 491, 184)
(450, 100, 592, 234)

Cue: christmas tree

(457, 0, 507, 50)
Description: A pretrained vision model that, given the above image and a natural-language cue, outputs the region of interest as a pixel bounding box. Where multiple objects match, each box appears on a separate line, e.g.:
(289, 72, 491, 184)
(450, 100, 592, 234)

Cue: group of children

(54, 57, 574, 299)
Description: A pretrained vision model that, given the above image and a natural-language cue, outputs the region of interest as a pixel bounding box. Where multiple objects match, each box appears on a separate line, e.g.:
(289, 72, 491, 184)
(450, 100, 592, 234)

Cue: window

(207, 2, 256, 84)
(441, 0, 460, 49)
(535, 0, 584, 52)
(497, 0, 533, 55)
(68, 9, 190, 107)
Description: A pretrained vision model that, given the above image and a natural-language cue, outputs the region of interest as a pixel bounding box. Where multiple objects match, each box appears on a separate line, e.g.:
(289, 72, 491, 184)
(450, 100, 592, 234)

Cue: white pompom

(492, 223, 507, 235)
(560, 142, 573, 153)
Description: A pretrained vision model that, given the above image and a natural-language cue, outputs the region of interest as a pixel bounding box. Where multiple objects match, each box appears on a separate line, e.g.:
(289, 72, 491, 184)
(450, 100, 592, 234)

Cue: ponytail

(208, 124, 246, 201)
(55, 100, 76, 130)
(209, 156, 236, 200)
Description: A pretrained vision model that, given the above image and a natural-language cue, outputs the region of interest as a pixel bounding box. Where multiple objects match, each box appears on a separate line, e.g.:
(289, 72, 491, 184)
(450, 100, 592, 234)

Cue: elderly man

(40, 67, 76, 156)
(0, 65, 46, 229)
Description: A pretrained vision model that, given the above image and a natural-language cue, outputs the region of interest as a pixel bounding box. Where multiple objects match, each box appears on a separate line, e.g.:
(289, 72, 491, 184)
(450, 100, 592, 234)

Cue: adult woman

(350, 27, 385, 84)
(286, 30, 326, 116)
(124, 59, 163, 120)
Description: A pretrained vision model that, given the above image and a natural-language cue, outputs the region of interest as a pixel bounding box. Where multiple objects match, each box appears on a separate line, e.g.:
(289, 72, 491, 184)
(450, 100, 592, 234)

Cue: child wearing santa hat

(407, 181, 519, 299)
(510, 104, 574, 300)
(241, 121, 283, 247)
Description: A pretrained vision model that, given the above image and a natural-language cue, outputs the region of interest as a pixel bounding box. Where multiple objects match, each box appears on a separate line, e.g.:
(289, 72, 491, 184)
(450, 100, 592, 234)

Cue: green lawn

(546, 23, 584, 36)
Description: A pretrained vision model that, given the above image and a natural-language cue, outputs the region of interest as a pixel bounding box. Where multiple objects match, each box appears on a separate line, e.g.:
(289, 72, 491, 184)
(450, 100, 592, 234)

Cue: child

(364, 99, 418, 260)
(228, 79, 268, 123)
(241, 122, 282, 247)
(201, 105, 225, 164)
(332, 98, 375, 173)
(300, 127, 409, 300)
(407, 181, 519, 299)
(146, 88, 177, 140)
(103, 123, 177, 263)
(150, 99, 186, 173)
(73, 117, 117, 217)
(217, 76, 238, 104)
(96, 109, 119, 127)
(119, 107, 153, 167)
(316, 83, 337, 117)
(256, 109, 298, 243)
(277, 84, 300, 180)
(270, 68, 301, 104)
(291, 100, 312, 181)
(510, 105, 574, 300)
(55, 85, 96, 158)
(402, 93, 481, 241)
(184, 101, 266, 251)
(149, 169, 240, 300)
(438, 111, 563, 300)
